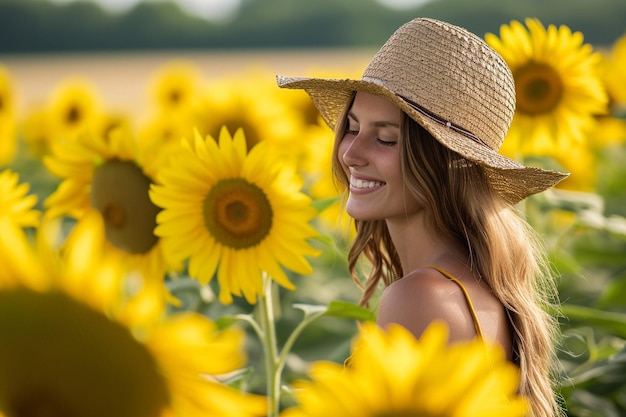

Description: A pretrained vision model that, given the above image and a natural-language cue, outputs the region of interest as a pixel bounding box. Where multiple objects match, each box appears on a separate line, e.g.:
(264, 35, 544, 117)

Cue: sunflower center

(66, 105, 81, 124)
(0, 288, 169, 417)
(10, 389, 73, 417)
(212, 118, 260, 151)
(203, 178, 273, 249)
(514, 62, 563, 115)
(90, 159, 160, 254)
(168, 90, 181, 105)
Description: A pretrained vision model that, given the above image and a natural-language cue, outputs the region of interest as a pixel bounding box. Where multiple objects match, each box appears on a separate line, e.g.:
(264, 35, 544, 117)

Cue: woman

(277, 17, 567, 417)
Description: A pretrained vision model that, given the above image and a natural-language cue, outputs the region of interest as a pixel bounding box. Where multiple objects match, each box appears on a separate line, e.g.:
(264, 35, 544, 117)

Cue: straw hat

(276, 17, 568, 203)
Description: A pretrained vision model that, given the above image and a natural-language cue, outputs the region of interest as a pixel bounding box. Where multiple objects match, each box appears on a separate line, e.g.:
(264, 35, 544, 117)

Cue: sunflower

(0, 65, 17, 165)
(139, 61, 204, 159)
(600, 31, 626, 106)
(95, 111, 134, 143)
(48, 78, 101, 142)
(545, 140, 597, 191)
(0, 169, 40, 228)
(282, 321, 527, 417)
(591, 115, 626, 148)
(0, 170, 42, 287)
(43, 125, 177, 288)
(0, 211, 267, 417)
(193, 69, 304, 164)
(279, 67, 366, 129)
(138, 109, 195, 171)
(150, 126, 320, 304)
(485, 19, 608, 155)
(147, 60, 203, 113)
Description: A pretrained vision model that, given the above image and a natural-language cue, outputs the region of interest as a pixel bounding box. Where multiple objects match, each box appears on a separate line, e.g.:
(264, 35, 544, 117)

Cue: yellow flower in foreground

(282, 322, 527, 417)
(0, 212, 267, 417)
(486, 18, 608, 154)
(0, 169, 40, 228)
(0, 172, 43, 288)
(44, 127, 177, 285)
(150, 127, 320, 304)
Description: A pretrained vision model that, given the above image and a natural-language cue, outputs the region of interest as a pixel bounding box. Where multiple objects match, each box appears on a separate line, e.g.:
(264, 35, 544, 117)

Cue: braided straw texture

(277, 18, 569, 203)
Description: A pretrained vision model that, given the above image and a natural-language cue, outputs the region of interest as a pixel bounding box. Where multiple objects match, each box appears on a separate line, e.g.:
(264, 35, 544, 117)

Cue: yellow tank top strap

(426, 265, 484, 339)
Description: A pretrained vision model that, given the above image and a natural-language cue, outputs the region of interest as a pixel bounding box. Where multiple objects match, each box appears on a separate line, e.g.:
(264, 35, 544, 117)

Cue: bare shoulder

(376, 267, 479, 343)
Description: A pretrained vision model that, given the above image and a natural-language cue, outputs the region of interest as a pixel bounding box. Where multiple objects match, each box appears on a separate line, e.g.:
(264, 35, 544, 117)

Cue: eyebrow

(347, 111, 401, 128)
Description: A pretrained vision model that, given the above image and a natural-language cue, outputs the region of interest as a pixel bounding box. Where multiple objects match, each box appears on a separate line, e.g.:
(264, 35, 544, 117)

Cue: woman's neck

(386, 213, 467, 275)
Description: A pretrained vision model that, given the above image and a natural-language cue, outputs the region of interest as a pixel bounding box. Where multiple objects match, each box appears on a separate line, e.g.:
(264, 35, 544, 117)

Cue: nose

(341, 134, 367, 168)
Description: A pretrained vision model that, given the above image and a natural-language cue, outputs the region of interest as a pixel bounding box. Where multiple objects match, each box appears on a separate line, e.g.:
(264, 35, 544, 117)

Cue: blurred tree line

(0, 0, 624, 53)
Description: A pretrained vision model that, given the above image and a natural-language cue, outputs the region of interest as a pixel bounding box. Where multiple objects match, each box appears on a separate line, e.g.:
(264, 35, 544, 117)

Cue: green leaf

(565, 345, 626, 390)
(561, 305, 626, 339)
(597, 270, 626, 309)
(564, 389, 621, 417)
(216, 313, 254, 329)
(220, 367, 255, 389)
(292, 300, 376, 321)
(292, 303, 328, 317)
(324, 300, 376, 321)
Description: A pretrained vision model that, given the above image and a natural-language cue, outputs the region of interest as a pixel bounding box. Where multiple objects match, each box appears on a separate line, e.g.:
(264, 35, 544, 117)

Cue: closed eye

(377, 138, 397, 146)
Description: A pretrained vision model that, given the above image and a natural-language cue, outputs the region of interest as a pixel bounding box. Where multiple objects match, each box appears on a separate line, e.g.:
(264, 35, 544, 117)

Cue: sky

(48, 0, 433, 22)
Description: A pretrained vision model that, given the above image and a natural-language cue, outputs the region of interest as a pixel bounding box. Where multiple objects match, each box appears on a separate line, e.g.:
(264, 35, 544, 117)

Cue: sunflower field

(1, 18, 626, 417)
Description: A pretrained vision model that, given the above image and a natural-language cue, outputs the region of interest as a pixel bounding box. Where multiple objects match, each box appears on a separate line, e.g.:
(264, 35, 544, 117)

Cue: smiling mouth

(350, 176, 385, 189)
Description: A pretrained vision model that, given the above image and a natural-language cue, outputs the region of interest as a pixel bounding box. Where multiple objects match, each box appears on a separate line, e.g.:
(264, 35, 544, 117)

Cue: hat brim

(277, 74, 569, 204)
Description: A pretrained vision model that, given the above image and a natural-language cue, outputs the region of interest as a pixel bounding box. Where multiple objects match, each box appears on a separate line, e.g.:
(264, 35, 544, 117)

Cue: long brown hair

(332, 103, 562, 417)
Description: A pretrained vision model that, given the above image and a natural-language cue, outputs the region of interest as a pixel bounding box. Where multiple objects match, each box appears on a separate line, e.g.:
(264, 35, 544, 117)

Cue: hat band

(397, 95, 489, 148)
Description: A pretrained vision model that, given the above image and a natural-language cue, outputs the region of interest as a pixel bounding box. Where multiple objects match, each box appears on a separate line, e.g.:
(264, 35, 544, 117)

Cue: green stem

(249, 277, 328, 416)
(276, 310, 325, 379)
(258, 274, 280, 417)
(233, 313, 265, 343)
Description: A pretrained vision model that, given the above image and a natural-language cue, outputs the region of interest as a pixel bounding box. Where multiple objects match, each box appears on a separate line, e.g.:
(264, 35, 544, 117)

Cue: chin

(346, 209, 379, 222)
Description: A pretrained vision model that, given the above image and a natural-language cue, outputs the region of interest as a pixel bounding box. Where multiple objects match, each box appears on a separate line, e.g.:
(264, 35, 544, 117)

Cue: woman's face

(338, 91, 421, 222)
